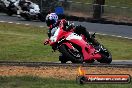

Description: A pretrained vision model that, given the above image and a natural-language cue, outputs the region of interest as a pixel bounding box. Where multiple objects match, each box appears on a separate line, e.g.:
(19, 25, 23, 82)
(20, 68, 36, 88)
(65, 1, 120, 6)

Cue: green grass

(71, 0, 132, 7)
(71, 0, 92, 3)
(69, 0, 132, 20)
(106, 0, 132, 7)
(0, 76, 131, 88)
(97, 35, 132, 60)
(0, 23, 132, 61)
(0, 23, 59, 62)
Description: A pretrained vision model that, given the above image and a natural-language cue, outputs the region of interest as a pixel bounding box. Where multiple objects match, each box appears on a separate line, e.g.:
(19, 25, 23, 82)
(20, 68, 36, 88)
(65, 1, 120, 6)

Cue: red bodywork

(48, 25, 102, 62)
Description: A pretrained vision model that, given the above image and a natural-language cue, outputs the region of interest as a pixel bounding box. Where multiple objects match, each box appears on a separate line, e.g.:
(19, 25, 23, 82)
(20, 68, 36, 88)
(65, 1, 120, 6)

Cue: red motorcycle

(44, 25, 112, 63)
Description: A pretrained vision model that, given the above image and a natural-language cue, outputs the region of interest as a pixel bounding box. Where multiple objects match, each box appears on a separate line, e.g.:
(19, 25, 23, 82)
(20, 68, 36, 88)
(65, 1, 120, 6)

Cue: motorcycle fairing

(49, 27, 102, 61)
(65, 33, 102, 61)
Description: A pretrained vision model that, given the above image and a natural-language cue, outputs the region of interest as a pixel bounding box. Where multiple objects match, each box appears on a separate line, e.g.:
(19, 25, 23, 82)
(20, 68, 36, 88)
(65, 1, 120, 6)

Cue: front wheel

(59, 44, 83, 63)
(20, 13, 31, 21)
(59, 54, 67, 63)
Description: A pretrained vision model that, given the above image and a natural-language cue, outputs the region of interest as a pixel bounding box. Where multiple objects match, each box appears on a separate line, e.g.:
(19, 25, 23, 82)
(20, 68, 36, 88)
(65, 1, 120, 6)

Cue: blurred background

(29, 0, 132, 23)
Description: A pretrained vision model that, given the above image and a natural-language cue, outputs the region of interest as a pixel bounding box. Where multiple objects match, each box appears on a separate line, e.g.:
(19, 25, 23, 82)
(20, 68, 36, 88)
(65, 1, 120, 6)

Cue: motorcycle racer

(15, 0, 40, 17)
(1, 0, 10, 7)
(29, 2, 40, 14)
(1, 0, 20, 16)
(44, 12, 112, 63)
(44, 12, 99, 47)
(1, 0, 18, 7)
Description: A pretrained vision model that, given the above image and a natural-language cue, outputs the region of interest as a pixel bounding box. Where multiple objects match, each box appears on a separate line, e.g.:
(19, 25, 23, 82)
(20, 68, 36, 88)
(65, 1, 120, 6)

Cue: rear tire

(97, 45, 112, 64)
(59, 44, 83, 63)
(100, 52, 112, 64)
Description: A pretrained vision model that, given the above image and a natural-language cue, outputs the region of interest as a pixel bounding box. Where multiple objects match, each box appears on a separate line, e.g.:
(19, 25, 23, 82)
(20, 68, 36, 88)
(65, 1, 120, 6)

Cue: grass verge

(0, 23, 59, 62)
(71, 0, 132, 7)
(0, 23, 131, 61)
(0, 76, 131, 88)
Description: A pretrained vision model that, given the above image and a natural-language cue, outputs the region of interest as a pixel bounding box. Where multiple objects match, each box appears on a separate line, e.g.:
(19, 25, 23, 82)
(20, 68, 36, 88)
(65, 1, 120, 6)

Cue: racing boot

(88, 37, 100, 46)
(87, 33, 101, 52)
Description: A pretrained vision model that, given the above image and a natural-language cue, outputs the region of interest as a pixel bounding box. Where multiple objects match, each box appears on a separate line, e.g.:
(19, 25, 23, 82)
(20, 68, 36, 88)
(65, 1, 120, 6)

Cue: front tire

(59, 44, 83, 63)
(85, 59, 95, 63)
(59, 54, 67, 63)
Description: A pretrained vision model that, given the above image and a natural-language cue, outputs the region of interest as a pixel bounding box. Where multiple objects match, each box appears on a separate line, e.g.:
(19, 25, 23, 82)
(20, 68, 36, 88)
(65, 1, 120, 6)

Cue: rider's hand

(43, 39, 49, 45)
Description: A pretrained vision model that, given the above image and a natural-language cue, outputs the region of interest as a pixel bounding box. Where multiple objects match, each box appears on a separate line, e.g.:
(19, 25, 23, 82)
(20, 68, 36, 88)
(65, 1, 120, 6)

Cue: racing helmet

(45, 13, 58, 27)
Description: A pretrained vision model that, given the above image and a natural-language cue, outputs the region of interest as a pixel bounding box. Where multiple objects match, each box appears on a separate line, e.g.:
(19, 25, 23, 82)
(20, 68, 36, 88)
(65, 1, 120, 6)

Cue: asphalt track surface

(0, 13, 132, 39)
(0, 60, 132, 68)
(0, 13, 132, 66)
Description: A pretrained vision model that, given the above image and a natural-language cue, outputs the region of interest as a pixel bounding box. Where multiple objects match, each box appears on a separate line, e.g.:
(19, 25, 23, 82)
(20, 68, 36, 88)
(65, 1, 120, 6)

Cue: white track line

(0, 21, 6, 23)
(8, 22, 13, 24)
(25, 24, 30, 26)
(16, 23, 21, 25)
(40, 26, 44, 28)
(95, 32, 132, 40)
(0, 20, 132, 40)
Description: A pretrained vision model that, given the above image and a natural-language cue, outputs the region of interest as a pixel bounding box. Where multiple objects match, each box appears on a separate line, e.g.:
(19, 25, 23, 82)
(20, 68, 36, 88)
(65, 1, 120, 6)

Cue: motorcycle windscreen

(50, 27, 60, 43)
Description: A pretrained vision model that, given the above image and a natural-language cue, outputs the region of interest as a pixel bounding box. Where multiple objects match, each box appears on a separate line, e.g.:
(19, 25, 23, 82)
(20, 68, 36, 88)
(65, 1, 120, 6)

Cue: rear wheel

(59, 44, 83, 63)
(97, 45, 112, 64)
